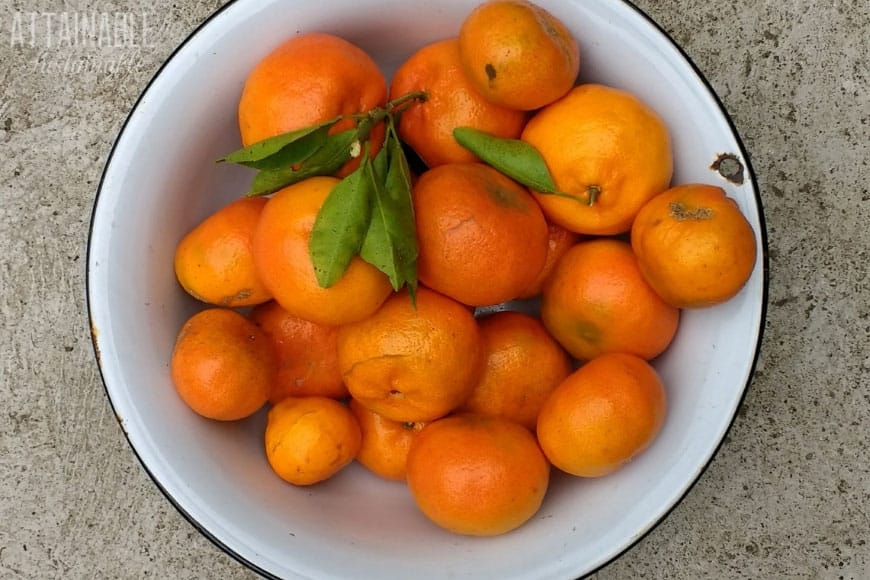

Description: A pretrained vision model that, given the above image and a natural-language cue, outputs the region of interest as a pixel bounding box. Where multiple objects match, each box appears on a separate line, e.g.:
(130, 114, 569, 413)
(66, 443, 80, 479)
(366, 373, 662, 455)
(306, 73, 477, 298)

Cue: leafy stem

(220, 91, 427, 293)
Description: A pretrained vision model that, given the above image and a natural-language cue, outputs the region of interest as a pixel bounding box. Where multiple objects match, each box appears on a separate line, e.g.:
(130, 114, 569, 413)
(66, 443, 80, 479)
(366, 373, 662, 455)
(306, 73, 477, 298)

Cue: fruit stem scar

(485, 63, 497, 83)
(586, 185, 601, 206)
(668, 201, 713, 221)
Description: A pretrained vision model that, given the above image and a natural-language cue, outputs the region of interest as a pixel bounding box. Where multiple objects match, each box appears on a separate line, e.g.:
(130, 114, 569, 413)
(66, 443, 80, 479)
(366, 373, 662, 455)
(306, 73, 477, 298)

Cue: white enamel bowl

(87, 0, 768, 578)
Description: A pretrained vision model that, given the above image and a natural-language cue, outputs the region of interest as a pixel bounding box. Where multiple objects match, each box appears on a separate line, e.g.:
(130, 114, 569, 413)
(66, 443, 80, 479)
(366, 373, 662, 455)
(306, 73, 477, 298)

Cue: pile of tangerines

(169, 0, 757, 537)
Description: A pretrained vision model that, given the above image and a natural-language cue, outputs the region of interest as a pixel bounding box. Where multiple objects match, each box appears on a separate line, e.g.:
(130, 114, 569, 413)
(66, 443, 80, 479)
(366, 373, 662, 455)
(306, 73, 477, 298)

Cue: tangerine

(414, 163, 549, 306)
(237, 33, 386, 174)
(536, 352, 666, 478)
(541, 238, 680, 361)
(459, 311, 572, 431)
(406, 413, 550, 536)
(389, 38, 527, 168)
(170, 308, 274, 421)
(521, 83, 673, 235)
(248, 300, 347, 403)
(349, 398, 427, 481)
(337, 287, 484, 423)
(252, 176, 393, 326)
(264, 396, 362, 486)
(631, 183, 758, 308)
(174, 196, 272, 308)
(458, 0, 580, 111)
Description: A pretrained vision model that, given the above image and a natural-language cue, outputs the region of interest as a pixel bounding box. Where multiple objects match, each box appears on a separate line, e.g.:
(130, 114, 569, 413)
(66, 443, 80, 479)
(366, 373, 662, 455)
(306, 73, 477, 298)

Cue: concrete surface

(0, 0, 867, 578)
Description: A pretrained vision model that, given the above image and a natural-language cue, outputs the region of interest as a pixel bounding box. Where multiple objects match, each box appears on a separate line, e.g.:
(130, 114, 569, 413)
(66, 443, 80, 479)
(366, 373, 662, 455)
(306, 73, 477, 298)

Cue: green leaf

(309, 155, 373, 288)
(453, 126, 561, 194)
(218, 119, 339, 170)
(360, 126, 418, 299)
(246, 129, 360, 196)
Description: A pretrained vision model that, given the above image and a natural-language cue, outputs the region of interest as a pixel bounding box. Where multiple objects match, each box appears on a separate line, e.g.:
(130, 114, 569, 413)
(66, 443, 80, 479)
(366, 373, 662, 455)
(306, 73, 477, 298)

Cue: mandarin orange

(541, 238, 680, 361)
(413, 163, 548, 306)
(170, 308, 274, 421)
(536, 352, 666, 477)
(631, 183, 758, 308)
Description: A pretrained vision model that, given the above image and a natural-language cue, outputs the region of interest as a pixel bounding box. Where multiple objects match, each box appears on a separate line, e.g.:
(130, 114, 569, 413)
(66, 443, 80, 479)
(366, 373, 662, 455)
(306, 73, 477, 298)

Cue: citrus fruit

(518, 221, 580, 298)
(252, 176, 393, 326)
(237, 32, 387, 174)
(541, 238, 680, 361)
(264, 396, 362, 486)
(170, 308, 274, 421)
(536, 352, 666, 477)
(248, 300, 347, 403)
(413, 162, 549, 306)
(458, 0, 580, 111)
(631, 183, 758, 308)
(521, 83, 673, 235)
(406, 413, 550, 536)
(349, 398, 427, 481)
(389, 38, 527, 168)
(336, 287, 484, 423)
(459, 311, 572, 430)
(173, 196, 272, 308)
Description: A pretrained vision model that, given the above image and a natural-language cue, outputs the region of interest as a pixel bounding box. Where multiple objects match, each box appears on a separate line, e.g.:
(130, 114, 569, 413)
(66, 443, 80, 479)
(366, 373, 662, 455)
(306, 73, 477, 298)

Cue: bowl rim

(85, 0, 770, 577)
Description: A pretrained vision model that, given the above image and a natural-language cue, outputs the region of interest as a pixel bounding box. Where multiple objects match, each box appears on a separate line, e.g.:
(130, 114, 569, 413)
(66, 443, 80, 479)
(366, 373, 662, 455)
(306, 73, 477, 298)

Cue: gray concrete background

(0, 0, 867, 578)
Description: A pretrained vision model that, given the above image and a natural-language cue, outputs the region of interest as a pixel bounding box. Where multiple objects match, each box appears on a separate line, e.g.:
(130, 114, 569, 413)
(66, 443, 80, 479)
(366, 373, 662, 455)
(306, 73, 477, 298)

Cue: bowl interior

(88, 0, 766, 578)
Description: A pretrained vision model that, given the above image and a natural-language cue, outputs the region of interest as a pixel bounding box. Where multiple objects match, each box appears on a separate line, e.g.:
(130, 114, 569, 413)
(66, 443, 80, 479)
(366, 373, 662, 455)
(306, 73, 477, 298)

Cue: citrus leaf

(453, 126, 560, 194)
(360, 127, 418, 299)
(246, 129, 360, 196)
(218, 118, 339, 170)
(309, 157, 373, 288)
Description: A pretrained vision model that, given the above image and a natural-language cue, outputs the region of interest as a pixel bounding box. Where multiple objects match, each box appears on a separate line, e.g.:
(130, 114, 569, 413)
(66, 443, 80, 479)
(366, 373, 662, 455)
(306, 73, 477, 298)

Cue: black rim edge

(576, 1, 771, 578)
(84, 0, 280, 578)
(84, 1, 771, 579)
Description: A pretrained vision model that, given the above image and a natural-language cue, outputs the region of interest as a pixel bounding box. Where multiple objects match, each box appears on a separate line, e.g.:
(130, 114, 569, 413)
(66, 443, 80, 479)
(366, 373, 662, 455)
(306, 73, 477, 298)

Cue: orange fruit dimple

(460, 311, 572, 431)
(541, 238, 680, 361)
(536, 352, 667, 478)
(252, 176, 393, 326)
(264, 396, 362, 486)
(349, 398, 427, 481)
(337, 288, 484, 423)
(406, 413, 550, 536)
(521, 83, 673, 235)
(248, 300, 347, 403)
(414, 163, 549, 306)
(631, 183, 758, 308)
(237, 33, 387, 175)
(170, 308, 274, 421)
(174, 196, 272, 308)
(458, 0, 580, 111)
(389, 38, 527, 168)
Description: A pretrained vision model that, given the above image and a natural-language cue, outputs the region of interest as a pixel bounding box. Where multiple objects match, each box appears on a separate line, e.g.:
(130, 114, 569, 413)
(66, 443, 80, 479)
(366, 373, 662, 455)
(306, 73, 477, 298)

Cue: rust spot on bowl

(710, 153, 745, 185)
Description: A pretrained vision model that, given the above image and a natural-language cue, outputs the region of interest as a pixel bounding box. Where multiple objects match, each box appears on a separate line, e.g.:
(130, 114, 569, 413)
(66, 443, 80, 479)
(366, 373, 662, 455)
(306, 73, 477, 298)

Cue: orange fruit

(248, 300, 347, 403)
(541, 238, 680, 361)
(170, 308, 274, 421)
(521, 83, 673, 235)
(389, 38, 527, 168)
(414, 163, 549, 306)
(406, 413, 550, 536)
(264, 396, 362, 486)
(631, 183, 758, 308)
(458, 0, 580, 111)
(237, 33, 386, 175)
(536, 352, 666, 478)
(252, 176, 393, 326)
(518, 221, 580, 298)
(349, 398, 427, 481)
(174, 196, 272, 308)
(336, 287, 484, 423)
(459, 311, 572, 431)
